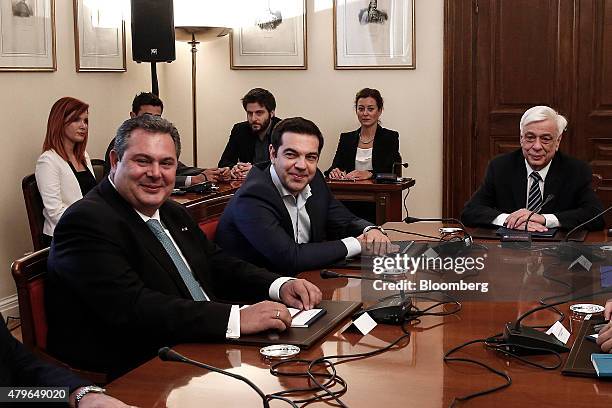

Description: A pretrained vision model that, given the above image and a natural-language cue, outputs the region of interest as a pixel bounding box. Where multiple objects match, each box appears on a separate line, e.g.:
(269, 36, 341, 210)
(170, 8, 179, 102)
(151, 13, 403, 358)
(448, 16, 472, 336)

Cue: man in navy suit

(46, 115, 321, 378)
(461, 105, 603, 231)
(216, 117, 390, 276)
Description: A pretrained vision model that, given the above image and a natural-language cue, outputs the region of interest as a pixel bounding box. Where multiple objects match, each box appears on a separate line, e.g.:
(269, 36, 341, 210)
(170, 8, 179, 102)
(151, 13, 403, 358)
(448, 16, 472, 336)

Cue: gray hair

(519, 105, 568, 137)
(114, 115, 181, 160)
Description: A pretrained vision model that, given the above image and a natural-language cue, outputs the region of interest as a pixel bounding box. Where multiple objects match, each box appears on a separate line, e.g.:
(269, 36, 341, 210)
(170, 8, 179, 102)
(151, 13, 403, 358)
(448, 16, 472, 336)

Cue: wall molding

(0, 294, 19, 319)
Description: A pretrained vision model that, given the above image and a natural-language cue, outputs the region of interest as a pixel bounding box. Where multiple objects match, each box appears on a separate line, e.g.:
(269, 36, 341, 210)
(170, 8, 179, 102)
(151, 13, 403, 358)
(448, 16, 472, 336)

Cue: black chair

(91, 158, 106, 183)
(21, 174, 46, 251)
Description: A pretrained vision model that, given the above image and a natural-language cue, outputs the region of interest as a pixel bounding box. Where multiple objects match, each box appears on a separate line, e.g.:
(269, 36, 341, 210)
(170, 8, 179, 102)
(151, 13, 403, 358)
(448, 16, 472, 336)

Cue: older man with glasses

(461, 105, 604, 231)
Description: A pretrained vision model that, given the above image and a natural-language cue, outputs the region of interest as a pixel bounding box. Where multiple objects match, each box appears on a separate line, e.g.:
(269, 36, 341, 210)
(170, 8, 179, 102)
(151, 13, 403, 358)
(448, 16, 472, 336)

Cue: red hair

(42, 97, 89, 163)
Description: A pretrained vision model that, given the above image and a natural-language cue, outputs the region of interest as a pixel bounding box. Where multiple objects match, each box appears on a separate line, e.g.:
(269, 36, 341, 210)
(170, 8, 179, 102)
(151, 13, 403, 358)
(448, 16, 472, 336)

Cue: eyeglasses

(521, 134, 557, 146)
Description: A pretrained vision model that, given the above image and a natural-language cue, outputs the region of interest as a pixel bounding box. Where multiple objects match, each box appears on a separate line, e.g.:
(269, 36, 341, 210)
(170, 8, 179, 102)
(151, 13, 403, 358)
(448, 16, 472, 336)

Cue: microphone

(403, 216, 473, 254)
(320, 270, 412, 324)
(564, 205, 612, 242)
(393, 161, 410, 173)
(503, 287, 612, 354)
(158, 347, 271, 408)
(524, 194, 555, 233)
(542, 206, 612, 263)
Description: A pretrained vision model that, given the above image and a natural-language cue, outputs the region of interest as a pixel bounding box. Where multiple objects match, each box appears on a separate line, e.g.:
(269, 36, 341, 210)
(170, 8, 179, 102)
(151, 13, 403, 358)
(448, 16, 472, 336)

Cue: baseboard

(0, 294, 19, 319)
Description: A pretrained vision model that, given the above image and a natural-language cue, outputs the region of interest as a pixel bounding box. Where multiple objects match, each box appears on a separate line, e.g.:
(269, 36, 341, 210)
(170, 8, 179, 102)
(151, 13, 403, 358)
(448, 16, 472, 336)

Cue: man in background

(461, 105, 603, 231)
(218, 88, 281, 179)
(104, 92, 229, 186)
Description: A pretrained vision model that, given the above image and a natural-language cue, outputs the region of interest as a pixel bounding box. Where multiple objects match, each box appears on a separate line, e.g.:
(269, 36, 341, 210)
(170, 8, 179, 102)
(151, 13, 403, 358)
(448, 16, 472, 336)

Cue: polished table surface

(171, 178, 415, 225)
(106, 224, 612, 407)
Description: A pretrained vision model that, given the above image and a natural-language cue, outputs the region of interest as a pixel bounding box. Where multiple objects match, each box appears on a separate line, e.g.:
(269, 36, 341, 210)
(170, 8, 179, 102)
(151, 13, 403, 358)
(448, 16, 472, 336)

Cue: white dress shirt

(269, 166, 362, 258)
(492, 159, 560, 228)
(108, 176, 292, 338)
(355, 147, 373, 171)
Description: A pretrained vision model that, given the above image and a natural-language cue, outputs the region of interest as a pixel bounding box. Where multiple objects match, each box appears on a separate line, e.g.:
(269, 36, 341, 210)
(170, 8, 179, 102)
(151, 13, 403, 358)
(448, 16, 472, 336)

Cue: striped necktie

(527, 172, 543, 211)
(146, 219, 207, 301)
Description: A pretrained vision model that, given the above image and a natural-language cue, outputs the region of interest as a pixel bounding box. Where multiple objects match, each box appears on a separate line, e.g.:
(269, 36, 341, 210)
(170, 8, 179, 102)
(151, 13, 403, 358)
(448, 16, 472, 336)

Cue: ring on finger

(275, 309, 280, 319)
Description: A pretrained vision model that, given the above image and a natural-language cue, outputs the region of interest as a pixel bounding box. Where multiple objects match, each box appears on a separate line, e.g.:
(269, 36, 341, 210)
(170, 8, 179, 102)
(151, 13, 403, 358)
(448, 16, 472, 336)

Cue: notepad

(288, 308, 326, 328)
(591, 354, 612, 377)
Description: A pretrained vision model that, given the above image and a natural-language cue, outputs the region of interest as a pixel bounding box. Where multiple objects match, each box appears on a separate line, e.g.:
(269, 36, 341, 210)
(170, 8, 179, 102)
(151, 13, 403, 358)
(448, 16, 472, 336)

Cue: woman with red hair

(35, 97, 96, 244)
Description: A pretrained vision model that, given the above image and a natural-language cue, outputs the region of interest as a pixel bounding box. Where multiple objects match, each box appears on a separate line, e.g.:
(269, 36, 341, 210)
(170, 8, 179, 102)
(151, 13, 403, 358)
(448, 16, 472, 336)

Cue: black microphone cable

(266, 272, 465, 406)
(158, 347, 298, 408)
(444, 286, 612, 406)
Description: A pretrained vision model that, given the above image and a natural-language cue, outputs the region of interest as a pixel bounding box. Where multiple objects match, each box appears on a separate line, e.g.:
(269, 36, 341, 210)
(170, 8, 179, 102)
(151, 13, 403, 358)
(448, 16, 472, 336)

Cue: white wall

(0, 0, 443, 315)
(0, 2, 152, 309)
(162, 0, 443, 216)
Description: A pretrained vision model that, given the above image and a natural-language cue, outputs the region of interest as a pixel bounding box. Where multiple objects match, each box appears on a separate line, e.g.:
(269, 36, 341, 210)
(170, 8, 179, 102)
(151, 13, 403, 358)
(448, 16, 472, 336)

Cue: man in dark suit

(216, 117, 391, 276)
(46, 115, 321, 378)
(103, 92, 230, 186)
(218, 88, 281, 179)
(461, 105, 604, 231)
(0, 314, 131, 407)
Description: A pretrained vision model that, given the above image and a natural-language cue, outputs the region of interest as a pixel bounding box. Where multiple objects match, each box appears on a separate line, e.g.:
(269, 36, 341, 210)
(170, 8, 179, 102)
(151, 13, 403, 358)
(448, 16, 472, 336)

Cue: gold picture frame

(73, 0, 126, 72)
(334, 0, 416, 70)
(230, 0, 306, 70)
(0, 0, 56, 71)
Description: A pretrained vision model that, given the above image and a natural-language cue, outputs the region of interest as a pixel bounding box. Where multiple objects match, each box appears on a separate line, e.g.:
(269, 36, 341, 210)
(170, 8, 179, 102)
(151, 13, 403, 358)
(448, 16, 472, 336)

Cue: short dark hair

(241, 88, 276, 112)
(271, 117, 324, 154)
(355, 88, 384, 110)
(114, 115, 181, 160)
(131, 92, 164, 115)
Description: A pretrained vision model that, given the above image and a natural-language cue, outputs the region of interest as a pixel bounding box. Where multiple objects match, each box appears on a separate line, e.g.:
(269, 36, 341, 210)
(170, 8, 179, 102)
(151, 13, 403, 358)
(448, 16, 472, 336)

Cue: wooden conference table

(106, 223, 612, 407)
(171, 178, 415, 224)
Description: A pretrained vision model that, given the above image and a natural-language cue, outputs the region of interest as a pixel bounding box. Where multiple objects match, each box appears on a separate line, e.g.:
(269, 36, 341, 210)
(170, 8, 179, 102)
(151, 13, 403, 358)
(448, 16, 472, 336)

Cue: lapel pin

(181, 227, 188, 231)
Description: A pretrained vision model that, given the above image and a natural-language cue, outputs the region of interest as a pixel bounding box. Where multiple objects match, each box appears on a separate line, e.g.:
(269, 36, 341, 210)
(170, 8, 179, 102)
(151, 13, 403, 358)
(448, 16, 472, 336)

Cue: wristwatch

(74, 385, 106, 407)
(363, 225, 387, 236)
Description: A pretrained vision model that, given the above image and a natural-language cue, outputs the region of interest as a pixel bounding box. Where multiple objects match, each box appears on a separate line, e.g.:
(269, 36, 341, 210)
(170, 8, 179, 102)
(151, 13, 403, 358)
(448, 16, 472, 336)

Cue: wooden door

(575, 0, 612, 217)
(444, 0, 612, 220)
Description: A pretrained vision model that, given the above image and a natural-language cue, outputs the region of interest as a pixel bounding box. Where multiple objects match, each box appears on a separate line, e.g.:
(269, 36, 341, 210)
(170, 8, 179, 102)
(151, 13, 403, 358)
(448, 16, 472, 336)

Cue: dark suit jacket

(461, 149, 604, 230)
(46, 179, 281, 378)
(103, 138, 203, 187)
(216, 164, 372, 275)
(0, 313, 89, 394)
(218, 116, 281, 168)
(325, 125, 400, 176)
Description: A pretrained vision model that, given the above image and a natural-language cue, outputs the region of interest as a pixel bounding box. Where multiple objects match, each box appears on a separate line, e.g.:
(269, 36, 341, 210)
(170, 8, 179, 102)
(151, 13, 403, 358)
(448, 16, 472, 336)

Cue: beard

(251, 116, 271, 134)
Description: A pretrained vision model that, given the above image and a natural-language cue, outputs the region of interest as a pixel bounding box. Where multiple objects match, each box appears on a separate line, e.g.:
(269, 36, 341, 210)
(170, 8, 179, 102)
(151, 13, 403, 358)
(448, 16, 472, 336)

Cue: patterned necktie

(527, 172, 543, 211)
(146, 219, 207, 301)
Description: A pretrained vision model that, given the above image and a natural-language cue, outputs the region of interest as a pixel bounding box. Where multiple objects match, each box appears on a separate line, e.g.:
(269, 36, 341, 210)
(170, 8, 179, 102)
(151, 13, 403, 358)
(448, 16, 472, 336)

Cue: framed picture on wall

(230, 0, 306, 70)
(0, 0, 56, 71)
(334, 0, 415, 69)
(73, 0, 126, 72)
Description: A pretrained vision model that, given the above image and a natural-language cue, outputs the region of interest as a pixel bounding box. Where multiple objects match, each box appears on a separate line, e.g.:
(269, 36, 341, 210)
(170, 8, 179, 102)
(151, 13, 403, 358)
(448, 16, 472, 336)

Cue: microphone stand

(403, 216, 473, 255)
(320, 270, 412, 324)
(503, 287, 612, 354)
(549, 206, 612, 262)
(158, 347, 275, 408)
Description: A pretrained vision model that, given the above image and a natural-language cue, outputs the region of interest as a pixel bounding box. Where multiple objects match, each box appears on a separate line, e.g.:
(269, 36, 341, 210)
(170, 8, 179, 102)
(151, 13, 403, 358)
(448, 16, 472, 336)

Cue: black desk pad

(231, 300, 362, 348)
